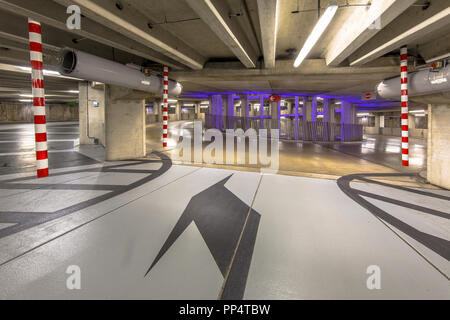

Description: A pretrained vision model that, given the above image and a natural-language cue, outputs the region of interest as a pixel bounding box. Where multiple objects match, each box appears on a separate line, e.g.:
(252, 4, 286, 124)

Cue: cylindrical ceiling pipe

(57, 48, 182, 96)
(376, 64, 450, 100)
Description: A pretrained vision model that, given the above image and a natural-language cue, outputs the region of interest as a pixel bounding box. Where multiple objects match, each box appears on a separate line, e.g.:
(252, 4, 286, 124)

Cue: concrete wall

(362, 113, 427, 139)
(79, 82, 105, 146)
(0, 103, 78, 122)
(427, 104, 450, 189)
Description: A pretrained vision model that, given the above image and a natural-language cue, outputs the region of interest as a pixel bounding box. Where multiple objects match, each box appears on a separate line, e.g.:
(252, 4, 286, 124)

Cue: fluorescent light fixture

(201, 100, 209, 105)
(15, 66, 60, 76)
(183, 103, 194, 107)
(19, 99, 32, 102)
(19, 94, 33, 97)
(294, 2, 338, 68)
(66, 90, 79, 94)
(409, 110, 426, 113)
(167, 99, 178, 103)
(357, 113, 372, 117)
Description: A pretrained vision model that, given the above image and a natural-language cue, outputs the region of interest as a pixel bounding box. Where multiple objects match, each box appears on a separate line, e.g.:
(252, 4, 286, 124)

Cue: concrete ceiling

(0, 0, 448, 106)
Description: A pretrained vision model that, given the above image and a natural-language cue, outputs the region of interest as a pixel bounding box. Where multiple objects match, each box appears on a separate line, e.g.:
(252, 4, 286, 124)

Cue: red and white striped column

(28, 19, 49, 178)
(162, 65, 169, 148)
(400, 46, 409, 167)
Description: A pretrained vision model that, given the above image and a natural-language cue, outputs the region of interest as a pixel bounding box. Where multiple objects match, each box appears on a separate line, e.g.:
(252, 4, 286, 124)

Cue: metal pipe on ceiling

(57, 48, 182, 96)
(376, 64, 450, 100)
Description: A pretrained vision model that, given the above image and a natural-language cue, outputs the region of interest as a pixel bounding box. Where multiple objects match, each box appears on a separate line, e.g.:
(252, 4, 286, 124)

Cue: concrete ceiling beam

(185, 0, 258, 68)
(171, 58, 399, 81)
(0, 0, 186, 70)
(256, 0, 278, 69)
(349, 0, 450, 66)
(325, 0, 416, 67)
(0, 10, 154, 69)
(54, 0, 206, 70)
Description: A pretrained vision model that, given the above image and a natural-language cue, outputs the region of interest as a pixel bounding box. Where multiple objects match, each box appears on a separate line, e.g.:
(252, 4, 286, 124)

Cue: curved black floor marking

(337, 173, 450, 261)
(145, 175, 261, 300)
(0, 151, 172, 239)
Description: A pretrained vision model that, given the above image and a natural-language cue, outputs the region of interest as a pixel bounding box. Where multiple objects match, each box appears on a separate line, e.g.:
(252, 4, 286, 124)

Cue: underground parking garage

(0, 0, 449, 307)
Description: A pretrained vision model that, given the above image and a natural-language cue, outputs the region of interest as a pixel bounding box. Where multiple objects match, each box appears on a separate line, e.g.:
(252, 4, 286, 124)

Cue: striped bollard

(28, 19, 49, 178)
(400, 46, 409, 167)
(162, 66, 168, 148)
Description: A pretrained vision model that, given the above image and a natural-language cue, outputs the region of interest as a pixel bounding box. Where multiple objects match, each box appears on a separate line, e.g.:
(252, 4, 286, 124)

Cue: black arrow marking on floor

(145, 175, 261, 300)
(0, 152, 172, 239)
(337, 173, 450, 262)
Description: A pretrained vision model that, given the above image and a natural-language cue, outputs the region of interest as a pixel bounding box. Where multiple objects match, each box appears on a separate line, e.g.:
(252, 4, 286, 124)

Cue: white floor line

(0, 132, 79, 135)
(0, 139, 78, 143)
(0, 149, 77, 156)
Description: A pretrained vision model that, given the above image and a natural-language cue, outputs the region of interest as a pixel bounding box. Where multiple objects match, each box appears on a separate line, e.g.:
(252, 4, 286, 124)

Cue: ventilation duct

(376, 64, 450, 100)
(57, 48, 182, 96)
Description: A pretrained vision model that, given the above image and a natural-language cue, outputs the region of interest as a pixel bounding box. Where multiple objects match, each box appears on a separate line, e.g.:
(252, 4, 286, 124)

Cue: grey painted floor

(0, 122, 97, 175)
(0, 122, 448, 300)
(0, 161, 448, 299)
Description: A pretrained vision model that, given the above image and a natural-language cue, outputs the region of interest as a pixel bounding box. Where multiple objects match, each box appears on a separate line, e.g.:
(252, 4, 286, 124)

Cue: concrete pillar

(105, 85, 146, 160)
(175, 102, 181, 121)
(241, 94, 249, 117)
(374, 114, 380, 135)
(210, 94, 223, 130)
(322, 99, 335, 141)
(78, 82, 105, 146)
(195, 102, 200, 119)
(269, 100, 280, 130)
(259, 95, 264, 130)
(294, 96, 300, 140)
(341, 101, 357, 141)
(225, 94, 234, 129)
(427, 104, 450, 189)
(241, 94, 250, 129)
(302, 97, 313, 140)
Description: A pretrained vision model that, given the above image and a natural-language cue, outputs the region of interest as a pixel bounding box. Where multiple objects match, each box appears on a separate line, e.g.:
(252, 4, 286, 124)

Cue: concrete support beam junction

(350, 1, 450, 66)
(55, 0, 206, 69)
(185, 0, 257, 68)
(326, 0, 415, 66)
(256, 0, 279, 69)
(0, 0, 185, 69)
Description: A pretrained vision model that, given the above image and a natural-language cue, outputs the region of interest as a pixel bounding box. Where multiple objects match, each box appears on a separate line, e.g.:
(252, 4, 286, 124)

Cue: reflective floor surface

(146, 121, 426, 179)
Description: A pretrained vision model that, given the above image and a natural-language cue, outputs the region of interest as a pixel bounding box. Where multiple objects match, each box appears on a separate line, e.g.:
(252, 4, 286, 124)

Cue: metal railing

(205, 114, 363, 141)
